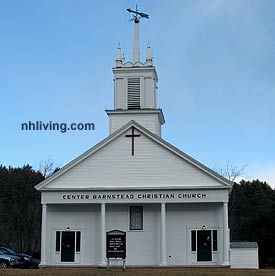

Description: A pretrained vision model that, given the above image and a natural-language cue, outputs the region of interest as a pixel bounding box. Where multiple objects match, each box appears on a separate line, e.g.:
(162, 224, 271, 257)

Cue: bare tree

(212, 160, 247, 182)
(37, 157, 60, 178)
(212, 161, 247, 214)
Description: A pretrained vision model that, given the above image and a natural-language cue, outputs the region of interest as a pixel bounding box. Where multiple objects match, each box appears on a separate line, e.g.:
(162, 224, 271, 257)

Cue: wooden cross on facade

(125, 127, 141, 156)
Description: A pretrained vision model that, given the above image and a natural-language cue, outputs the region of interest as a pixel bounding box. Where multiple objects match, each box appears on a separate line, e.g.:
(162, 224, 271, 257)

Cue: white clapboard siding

(230, 248, 259, 268)
(45, 128, 225, 189)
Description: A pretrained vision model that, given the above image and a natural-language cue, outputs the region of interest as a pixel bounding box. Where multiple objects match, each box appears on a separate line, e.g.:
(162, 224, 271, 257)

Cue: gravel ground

(0, 268, 274, 276)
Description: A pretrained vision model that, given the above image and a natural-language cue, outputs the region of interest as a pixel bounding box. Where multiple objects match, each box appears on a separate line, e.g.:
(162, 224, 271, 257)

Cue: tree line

(0, 164, 274, 267)
(0, 165, 44, 254)
(229, 179, 275, 268)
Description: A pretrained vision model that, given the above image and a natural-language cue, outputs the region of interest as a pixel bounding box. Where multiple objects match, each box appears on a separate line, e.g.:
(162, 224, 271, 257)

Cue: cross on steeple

(125, 127, 141, 156)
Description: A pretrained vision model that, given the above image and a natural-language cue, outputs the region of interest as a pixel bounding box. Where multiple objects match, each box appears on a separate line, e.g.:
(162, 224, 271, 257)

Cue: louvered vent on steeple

(127, 78, 140, 109)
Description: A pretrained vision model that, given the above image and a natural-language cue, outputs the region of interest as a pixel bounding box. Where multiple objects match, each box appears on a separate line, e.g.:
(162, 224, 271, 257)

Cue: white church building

(36, 14, 233, 267)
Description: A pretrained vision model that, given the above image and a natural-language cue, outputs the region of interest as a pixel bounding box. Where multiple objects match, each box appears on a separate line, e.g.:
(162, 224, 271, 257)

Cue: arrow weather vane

(127, 5, 149, 23)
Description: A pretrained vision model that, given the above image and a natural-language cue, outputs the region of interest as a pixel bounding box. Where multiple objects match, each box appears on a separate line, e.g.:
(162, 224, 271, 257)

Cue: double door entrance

(56, 230, 81, 262)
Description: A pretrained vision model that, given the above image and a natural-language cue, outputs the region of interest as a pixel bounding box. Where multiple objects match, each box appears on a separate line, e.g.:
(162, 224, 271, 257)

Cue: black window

(129, 206, 143, 230)
(191, 230, 196, 251)
(56, 231, 60, 252)
(76, 231, 81, 252)
(213, 230, 218, 251)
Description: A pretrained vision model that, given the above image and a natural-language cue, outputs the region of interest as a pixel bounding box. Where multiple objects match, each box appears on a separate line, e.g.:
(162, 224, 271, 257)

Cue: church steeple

(106, 8, 165, 137)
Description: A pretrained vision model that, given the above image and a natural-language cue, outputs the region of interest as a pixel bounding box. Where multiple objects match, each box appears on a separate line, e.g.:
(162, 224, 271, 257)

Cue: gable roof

(35, 120, 232, 191)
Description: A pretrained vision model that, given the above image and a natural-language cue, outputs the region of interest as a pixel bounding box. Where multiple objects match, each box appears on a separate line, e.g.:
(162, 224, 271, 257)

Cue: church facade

(36, 17, 232, 267)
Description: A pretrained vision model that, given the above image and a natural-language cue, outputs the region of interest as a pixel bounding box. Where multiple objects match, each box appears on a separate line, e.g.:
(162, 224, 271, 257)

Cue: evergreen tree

(229, 180, 275, 268)
(0, 165, 44, 253)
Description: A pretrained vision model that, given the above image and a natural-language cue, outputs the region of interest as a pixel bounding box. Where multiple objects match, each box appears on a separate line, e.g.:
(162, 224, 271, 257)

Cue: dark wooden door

(197, 230, 212, 262)
(61, 231, 75, 262)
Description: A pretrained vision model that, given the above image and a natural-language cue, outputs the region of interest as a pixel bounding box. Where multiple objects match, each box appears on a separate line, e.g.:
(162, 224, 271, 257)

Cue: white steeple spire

(132, 18, 140, 63)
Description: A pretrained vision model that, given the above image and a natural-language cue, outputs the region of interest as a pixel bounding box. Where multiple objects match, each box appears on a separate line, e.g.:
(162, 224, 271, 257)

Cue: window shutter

(76, 231, 81, 252)
(191, 230, 196, 251)
(128, 78, 140, 109)
(55, 231, 60, 252)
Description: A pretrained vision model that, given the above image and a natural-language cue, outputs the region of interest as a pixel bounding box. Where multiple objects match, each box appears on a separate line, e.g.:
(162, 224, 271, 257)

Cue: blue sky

(0, 0, 274, 186)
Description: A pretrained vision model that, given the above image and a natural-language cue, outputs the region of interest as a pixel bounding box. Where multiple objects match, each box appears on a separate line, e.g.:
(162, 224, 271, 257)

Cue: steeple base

(106, 109, 165, 137)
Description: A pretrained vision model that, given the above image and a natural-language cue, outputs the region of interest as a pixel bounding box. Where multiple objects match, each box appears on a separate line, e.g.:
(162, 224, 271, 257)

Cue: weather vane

(127, 5, 149, 23)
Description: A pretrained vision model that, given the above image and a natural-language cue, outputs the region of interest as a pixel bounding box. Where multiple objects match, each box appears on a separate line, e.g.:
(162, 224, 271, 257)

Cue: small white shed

(230, 242, 259, 269)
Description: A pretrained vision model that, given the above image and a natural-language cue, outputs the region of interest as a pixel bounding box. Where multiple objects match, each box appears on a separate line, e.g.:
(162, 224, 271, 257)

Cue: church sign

(61, 192, 207, 200)
(42, 189, 228, 204)
(106, 230, 126, 259)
